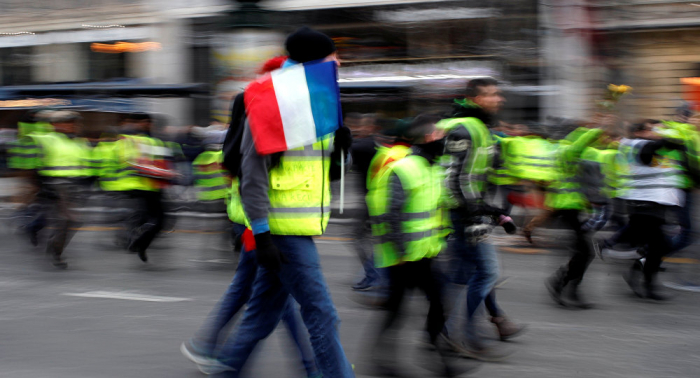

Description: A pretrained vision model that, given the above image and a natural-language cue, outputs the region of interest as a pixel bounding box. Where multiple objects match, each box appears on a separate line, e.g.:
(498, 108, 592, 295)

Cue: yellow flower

(608, 84, 618, 92)
(617, 85, 632, 93)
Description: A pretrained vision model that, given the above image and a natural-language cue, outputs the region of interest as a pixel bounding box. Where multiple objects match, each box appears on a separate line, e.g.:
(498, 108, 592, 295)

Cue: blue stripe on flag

(304, 61, 341, 139)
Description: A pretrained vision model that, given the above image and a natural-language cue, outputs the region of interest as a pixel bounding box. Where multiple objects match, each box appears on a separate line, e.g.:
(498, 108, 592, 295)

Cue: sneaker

(352, 277, 378, 291)
(440, 333, 511, 362)
(52, 255, 68, 269)
(490, 316, 527, 341)
(180, 341, 211, 365)
(197, 358, 235, 375)
(545, 274, 566, 307)
(421, 336, 481, 376)
(563, 286, 593, 309)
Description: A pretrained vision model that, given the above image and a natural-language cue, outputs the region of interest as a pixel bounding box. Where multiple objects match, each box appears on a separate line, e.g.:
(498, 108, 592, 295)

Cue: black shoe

(563, 285, 594, 309)
(137, 248, 148, 262)
(28, 230, 39, 247)
(545, 270, 567, 306)
(644, 282, 669, 301)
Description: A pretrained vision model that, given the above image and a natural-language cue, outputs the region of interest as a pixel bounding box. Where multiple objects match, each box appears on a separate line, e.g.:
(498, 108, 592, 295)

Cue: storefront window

(0, 47, 32, 86)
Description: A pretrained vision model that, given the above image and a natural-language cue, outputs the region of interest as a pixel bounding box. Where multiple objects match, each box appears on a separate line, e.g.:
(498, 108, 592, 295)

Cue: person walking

(544, 126, 604, 308)
(438, 78, 525, 360)
(195, 27, 355, 378)
(366, 114, 476, 377)
(24, 111, 93, 268)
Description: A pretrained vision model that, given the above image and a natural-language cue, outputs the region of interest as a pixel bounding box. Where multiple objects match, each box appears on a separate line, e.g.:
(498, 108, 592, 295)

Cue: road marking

(62, 291, 191, 302)
(498, 246, 548, 254)
(315, 236, 354, 241)
(662, 257, 700, 264)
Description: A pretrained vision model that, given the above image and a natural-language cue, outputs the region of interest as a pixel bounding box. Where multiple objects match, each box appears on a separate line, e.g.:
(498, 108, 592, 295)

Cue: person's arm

(562, 128, 604, 162)
(239, 120, 272, 234)
(444, 127, 477, 205)
(386, 172, 407, 257)
(639, 139, 686, 166)
(444, 127, 506, 218)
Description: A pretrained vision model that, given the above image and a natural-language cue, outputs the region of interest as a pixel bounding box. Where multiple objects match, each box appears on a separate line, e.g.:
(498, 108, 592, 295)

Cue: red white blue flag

(244, 60, 342, 155)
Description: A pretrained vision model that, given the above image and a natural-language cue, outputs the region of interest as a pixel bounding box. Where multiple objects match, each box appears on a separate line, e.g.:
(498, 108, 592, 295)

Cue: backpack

(221, 92, 246, 176)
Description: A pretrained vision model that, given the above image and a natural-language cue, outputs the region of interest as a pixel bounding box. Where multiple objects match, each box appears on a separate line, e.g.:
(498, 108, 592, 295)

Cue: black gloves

(334, 126, 353, 152)
(253, 231, 287, 271)
(330, 126, 353, 181)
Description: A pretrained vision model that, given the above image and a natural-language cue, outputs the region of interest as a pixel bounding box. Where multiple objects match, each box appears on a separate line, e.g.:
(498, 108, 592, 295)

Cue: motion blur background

(1, 0, 697, 135)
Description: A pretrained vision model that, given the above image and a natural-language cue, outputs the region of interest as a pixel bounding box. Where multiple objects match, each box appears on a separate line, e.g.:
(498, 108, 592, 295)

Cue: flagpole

(340, 148, 345, 214)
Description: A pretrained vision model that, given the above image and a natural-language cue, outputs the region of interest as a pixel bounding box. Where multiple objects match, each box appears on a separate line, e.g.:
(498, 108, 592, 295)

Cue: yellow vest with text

(267, 137, 333, 236)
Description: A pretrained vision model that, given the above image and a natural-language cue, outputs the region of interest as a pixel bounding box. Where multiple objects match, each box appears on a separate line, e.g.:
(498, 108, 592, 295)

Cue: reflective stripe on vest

(369, 155, 444, 268)
(193, 151, 229, 201)
(617, 138, 684, 206)
(33, 133, 92, 178)
(440, 117, 494, 198)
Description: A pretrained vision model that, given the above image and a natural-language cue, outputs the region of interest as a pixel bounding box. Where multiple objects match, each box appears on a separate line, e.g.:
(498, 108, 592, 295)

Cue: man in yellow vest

(115, 112, 173, 262)
(196, 27, 355, 377)
(366, 114, 477, 376)
(439, 78, 524, 361)
(27, 111, 93, 268)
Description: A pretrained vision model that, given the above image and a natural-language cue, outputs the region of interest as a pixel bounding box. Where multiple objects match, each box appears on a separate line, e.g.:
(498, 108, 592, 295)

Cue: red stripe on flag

(244, 75, 288, 155)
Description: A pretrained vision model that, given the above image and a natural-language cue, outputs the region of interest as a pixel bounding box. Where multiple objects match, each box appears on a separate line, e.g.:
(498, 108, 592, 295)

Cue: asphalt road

(1, 216, 700, 378)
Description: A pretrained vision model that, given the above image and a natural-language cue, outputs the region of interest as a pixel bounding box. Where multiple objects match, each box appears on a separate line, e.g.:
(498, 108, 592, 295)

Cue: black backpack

(221, 92, 246, 176)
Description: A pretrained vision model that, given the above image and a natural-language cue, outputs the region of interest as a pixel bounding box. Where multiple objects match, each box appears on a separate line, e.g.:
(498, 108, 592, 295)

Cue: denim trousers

(447, 211, 501, 342)
(193, 225, 318, 377)
(217, 235, 354, 378)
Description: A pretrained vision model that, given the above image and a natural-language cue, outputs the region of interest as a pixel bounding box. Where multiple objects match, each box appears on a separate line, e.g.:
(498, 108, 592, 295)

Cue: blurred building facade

(543, 0, 700, 122)
(0, 0, 543, 129)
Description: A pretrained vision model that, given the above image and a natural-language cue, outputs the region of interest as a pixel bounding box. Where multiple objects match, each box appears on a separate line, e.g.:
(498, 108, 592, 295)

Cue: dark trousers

(379, 258, 445, 344)
(611, 208, 669, 283)
(554, 209, 594, 284)
(127, 190, 165, 252)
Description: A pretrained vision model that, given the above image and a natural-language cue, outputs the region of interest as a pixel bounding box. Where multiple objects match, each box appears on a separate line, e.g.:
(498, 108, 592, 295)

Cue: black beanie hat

(285, 27, 336, 63)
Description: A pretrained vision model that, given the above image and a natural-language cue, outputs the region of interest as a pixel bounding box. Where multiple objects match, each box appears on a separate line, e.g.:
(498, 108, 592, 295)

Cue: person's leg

(562, 210, 594, 284)
(191, 243, 258, 355)
(415, 259, 446, 343)
(273, 236, 355, 378)
(371, 263, 408, 373)
(464, 242, 499, 343)
(281, 298, 320, 378)
(216, 267, 290, 374)
(641, 214, 670, 297)
(484, 291, 503, 318)
(134, 190, 165, 251)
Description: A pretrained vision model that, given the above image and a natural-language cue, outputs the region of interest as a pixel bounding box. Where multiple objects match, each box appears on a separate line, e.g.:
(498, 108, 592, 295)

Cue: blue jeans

(447, 212, 501, 342)
(193, 226, 318, 377)
(218, 235, 354, 378)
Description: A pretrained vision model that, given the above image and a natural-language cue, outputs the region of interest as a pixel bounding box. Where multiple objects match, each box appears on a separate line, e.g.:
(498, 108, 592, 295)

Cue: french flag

(244, 60, 342, 155)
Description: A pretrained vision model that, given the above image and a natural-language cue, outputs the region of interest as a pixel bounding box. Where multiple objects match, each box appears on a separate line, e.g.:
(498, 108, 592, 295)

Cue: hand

(334, 126, 353, 152)
(498, 215, 517, 235)
(253, 231, 288, 271)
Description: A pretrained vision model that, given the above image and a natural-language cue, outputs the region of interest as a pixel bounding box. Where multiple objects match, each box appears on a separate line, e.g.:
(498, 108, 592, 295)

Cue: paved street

(1, 214, 700, 378)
